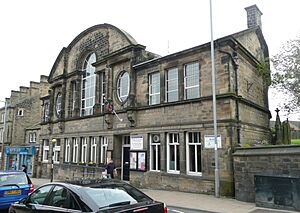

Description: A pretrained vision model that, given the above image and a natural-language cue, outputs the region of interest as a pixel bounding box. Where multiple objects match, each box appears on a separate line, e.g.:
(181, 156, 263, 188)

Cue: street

(168, 206, 212, 213)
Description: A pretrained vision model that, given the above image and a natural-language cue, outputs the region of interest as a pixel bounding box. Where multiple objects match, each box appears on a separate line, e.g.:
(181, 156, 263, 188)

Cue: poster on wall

(130, 136, 143, 150)
(138, 152, 146, 171)
(130, 151, 146, 171)
(130, 152, 137, 169)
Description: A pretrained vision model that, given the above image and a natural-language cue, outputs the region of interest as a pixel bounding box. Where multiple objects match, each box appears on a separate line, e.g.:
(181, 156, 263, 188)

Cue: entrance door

(122, 147, 130, 181)
(122, 136, 130, 181)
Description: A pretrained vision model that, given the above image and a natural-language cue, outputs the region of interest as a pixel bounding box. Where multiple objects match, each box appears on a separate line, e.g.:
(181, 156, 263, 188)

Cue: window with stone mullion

(184, 62, 199, 100)
(167, 133, 180, 173)
(186, 132, 202, 175)
(149, 72, 160, 105)
(150, 135, 161, 171)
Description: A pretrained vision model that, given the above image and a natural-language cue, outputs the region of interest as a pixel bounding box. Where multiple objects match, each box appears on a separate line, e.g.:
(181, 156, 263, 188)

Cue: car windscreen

(83, 187, 138, 208)
(0, 173, 28, 186)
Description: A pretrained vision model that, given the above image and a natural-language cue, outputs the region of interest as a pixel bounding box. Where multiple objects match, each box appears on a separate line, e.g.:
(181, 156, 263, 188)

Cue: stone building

(0, 75, 49, 175)
(38, 5, 270, 196)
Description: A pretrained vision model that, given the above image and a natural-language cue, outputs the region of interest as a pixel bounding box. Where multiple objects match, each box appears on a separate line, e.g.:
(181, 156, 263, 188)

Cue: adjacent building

(0, 76, 49, 175)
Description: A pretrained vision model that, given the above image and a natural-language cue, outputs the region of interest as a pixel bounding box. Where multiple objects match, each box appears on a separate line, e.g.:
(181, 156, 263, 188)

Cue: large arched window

(117, 71, 129, 102)
(81, 53, 96, 116)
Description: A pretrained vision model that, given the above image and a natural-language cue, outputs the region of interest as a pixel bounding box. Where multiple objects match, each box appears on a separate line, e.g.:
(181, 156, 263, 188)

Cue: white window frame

(53, 141, 61, 164)
(167, 133, 180, 174)
(184, 62, 200, 100)
(100, 136, 108, 164)
(186, 132, 202, 176)
(72, 138, 79, 163)
(44, 102, 49, 122)
(150, 134, 160, 172)
(117, 71, 130, 102)
(81, 138, 87, 163)
(149, 72, 160, 105)
(165, 68, 178, 102)
(42, 140, 49, 162)
(100, 72, 107, 112)
(65, 139, 71, 162)
(17, 108, 24, 116)
(56, 93, 62, 117)
(81, 53, 96, 116)
(0, 129, 3, 143)
(90, 137, 97, 163)
(1, 113, 4, 122)
(29, 132, 36, 143)
(72, 82, 76, 111)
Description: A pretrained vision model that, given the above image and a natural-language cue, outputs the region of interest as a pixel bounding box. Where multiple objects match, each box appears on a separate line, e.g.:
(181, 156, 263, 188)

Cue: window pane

(189, 145, 196, 172)
(169, 145, 175, 170)
(197, 145, 202, 172)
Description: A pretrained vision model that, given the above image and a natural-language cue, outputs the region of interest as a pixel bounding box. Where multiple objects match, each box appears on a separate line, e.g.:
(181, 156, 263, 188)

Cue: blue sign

(4, 146, 35, 155)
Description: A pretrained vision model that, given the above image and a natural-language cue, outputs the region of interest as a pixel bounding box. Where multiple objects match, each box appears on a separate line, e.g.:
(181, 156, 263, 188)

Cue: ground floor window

(100, 136, 108, 164)
(150, 134, 160, 171)
(167, 133, 180, 174)
(53, 140, 61, 164)
(65, 139, 71, 163)
(90, 137, 97, 164)
(186, 132, 202, 175)
(72, 138, 79, 163)
(43, 140, 49, 162)
(81, 138, 87, 163)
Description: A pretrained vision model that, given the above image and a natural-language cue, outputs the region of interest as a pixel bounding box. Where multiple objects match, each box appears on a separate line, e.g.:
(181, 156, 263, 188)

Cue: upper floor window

(184, 62, 200, 100)
(29, 132, 36, 143)
(81, 53, 96, 116)
(166, 68, 178, 102)
(0, 129, 3, 143)
(186, 132, 202, 175)
(1, 113, 4, 122)
(17, 108, 24, 116)
(43, 102, 49, 122)
(100, 72, 107, 113)
(71, 82, 76, 111)
(56, 93, 62, 117)
(167, 133, 180, 174)
(117, 71, 129, 102)
(149, 72, 160, 105)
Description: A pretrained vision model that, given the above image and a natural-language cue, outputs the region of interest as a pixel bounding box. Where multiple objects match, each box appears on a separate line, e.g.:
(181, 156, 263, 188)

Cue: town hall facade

(37, 5, 270, 196)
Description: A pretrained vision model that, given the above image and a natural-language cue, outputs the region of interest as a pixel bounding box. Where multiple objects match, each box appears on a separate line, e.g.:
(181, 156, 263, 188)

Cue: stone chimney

(245, 5, 262, 29)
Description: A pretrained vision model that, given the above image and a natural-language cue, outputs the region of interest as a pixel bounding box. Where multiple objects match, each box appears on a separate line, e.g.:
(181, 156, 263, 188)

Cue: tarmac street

(30, 178, 299, 213)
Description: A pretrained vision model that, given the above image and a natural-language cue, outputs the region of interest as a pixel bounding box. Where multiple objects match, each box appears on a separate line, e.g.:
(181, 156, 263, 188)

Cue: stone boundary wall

(233, 145, 300, 202)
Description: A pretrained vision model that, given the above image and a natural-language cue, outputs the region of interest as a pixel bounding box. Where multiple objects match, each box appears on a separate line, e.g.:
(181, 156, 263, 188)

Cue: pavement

(31, 178, 298, 213)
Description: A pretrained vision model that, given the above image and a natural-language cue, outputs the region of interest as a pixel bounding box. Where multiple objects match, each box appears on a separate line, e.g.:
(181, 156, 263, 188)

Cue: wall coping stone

(233, 145, 300, 156)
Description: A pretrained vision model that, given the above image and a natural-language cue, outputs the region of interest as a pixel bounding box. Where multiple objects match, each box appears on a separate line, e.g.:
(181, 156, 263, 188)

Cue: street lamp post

(50, 138, 57, 182)
(209, 0, 220, 197)
(0, 100, 8, 167)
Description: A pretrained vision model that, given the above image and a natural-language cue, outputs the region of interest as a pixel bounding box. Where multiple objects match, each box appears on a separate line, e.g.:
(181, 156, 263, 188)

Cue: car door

(43, 185, 84, 213)
(11, 185, 53, 213)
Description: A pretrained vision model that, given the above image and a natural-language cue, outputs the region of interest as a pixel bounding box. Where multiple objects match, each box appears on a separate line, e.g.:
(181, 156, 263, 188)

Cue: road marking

(168, 208, 185, 213)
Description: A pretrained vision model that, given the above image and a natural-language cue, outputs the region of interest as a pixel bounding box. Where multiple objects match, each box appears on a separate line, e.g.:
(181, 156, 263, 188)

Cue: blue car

(0, 171, 34, 209)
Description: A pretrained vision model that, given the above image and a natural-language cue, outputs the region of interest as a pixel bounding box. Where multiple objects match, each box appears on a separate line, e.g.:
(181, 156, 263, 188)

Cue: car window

(0, 173, 28, 185)
(84, 187, 137, 208)
(28, 185, 53, 204)
(45, 186, 81, 210)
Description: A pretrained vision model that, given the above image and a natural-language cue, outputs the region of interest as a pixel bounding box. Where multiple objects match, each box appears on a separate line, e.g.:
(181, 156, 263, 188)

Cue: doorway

(122, 136, 130, 181)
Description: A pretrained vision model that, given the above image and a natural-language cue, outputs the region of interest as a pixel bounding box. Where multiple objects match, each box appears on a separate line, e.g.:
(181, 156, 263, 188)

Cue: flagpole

(209, 0, 220, 198)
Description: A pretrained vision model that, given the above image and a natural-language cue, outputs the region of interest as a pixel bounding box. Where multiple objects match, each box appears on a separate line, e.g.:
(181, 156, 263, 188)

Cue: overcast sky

(0, 0, 299, 121)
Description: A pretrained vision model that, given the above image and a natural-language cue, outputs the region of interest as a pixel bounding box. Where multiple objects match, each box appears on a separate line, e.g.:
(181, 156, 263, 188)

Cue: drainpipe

(219, 49, 240, 145)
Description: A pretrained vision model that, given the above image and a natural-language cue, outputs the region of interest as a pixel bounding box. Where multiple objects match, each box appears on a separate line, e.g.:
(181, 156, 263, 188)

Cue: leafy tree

(271, 37, 300, 114)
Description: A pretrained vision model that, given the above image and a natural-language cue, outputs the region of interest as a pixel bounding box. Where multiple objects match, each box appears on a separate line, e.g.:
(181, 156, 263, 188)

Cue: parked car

(9, 178, 167, 213)
(0, 170, 34, 210)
